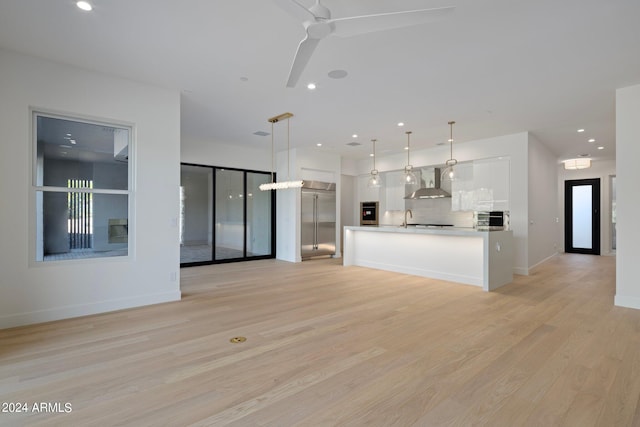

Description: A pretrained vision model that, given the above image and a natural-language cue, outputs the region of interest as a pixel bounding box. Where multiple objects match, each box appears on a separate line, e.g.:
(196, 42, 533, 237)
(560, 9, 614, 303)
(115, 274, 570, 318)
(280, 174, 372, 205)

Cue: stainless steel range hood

(404, 168, 451, 199)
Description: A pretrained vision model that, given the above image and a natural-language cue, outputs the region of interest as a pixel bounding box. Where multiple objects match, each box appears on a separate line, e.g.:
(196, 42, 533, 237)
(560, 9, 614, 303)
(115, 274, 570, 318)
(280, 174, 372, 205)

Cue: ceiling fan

(274, 0, 456, 88)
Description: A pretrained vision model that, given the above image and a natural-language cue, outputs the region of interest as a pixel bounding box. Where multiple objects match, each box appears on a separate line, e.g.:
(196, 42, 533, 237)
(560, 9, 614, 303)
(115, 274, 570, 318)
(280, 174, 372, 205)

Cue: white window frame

(30, 109, 135, 264)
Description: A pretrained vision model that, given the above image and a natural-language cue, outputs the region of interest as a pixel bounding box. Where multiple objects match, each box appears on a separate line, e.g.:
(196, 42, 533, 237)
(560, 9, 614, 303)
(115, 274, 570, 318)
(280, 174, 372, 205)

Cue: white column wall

(615, 84, 640, 309)
(0, 49, 181, 328)
(528, 133, 560, 268)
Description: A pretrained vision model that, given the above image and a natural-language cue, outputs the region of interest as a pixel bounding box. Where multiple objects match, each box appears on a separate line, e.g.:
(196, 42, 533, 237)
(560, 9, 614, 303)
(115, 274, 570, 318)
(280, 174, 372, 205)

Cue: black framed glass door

(215, 169, 245, 260)
(565, 178, 600, 255)
(179, 165, 213, 264)
(180, 164, 275, 266)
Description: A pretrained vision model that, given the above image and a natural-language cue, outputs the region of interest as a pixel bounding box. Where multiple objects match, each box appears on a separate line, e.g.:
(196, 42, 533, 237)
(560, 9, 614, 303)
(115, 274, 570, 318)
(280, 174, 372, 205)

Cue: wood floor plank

(1, 253, 639, 426)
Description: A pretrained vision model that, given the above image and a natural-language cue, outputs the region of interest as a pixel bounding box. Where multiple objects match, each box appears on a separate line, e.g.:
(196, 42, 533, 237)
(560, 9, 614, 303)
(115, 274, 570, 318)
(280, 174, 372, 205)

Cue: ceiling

(2, 0, 639, 163)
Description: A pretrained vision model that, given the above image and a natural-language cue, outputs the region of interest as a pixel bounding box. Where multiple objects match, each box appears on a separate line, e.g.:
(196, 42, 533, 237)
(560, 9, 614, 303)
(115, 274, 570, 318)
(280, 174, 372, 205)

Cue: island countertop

(344, 225, 505, 236)
(343, 225, 514, 291)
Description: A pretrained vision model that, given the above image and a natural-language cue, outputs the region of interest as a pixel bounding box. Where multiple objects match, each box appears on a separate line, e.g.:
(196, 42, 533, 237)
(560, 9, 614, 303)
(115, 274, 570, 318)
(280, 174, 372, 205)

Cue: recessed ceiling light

(369, 153, 374, 157)
(397, 122, 405, 127)
(316, 143, 322, 147)
(307, 83, 316, 90)
(588, 138, 595, 143)
(404, 146, 409, 150)
(597, 146, 604, 150)
(577, 129, 585, 133)
(76, 1, 92, 11)
(352, 134, 358, 138)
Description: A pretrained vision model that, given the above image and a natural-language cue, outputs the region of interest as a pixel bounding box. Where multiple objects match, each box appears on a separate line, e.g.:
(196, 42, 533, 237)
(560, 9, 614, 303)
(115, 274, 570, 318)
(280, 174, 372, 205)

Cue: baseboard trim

(513, 267, 529, 276)
(615, 294, 640, 310)
(0, 291, 182, 329)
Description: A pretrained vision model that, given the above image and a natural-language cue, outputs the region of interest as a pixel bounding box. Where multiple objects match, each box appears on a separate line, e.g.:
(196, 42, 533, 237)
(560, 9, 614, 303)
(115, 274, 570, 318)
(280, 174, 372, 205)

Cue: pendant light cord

(407, 131, 411, 166)
(287, 117, 291, 181)
(372, 139, 377, 170)
(449, 122, 454, 160)
(270, 121, 275, 183)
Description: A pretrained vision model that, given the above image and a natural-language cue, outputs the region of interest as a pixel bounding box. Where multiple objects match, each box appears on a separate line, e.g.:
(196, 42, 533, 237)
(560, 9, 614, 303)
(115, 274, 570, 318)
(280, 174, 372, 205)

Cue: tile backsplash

(380, 198, 474, 227)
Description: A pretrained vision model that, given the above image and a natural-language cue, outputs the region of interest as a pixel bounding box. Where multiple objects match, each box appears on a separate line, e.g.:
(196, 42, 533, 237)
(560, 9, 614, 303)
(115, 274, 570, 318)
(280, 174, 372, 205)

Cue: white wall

(340, 174, 357, 259)
(557, 159, 616, 256)
(615, 84, 640, 309)
(181, 136, 271, 171)
(0, 49, 181, 328)
(528, 134, 560, 269)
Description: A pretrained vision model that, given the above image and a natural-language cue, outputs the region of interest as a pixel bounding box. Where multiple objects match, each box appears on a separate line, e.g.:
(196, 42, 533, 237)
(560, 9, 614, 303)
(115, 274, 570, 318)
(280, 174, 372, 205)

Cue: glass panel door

(572, 185, 593, 249)
(215, 169, 245, 260)
(180, 164, 275, 266)
(564, 178, 600, 255)
(180, 165, 213, 263)
(246, 172, 273, 257)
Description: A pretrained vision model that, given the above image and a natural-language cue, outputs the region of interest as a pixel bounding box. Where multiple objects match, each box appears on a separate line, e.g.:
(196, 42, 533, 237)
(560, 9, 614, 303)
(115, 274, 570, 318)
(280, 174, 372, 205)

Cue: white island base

(343, 226, 514, 291)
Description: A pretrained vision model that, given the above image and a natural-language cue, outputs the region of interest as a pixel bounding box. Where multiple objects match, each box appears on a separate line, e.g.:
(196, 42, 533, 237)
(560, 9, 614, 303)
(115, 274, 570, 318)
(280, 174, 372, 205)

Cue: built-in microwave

(360, 201, 379, 226)
(475, 211, 509, 230)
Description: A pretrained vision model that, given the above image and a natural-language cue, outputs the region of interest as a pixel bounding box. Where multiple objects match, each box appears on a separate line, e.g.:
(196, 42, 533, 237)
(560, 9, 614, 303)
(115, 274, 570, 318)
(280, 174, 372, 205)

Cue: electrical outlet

(170, 271, 177, 282)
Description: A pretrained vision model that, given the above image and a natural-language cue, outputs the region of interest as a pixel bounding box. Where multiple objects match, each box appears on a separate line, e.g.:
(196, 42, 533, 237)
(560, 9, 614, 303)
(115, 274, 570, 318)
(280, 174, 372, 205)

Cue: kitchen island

(343, 226, 514, 291)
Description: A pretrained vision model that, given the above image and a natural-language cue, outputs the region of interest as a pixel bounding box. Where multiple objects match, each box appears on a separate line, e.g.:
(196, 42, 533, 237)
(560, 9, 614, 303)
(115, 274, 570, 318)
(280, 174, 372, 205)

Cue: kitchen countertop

(345, 225, 508, 236)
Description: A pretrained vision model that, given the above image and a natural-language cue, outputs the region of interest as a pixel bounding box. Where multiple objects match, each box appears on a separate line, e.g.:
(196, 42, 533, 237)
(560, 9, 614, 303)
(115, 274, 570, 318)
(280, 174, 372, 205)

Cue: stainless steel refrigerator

(301, 181, 336, 260)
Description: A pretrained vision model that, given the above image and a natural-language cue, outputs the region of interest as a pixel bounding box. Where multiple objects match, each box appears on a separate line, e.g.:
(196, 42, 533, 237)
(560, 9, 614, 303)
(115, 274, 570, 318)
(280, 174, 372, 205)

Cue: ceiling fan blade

(272, 0, 316, 22)
(287, 35, 321, 88)
(329, 6, 455, 38)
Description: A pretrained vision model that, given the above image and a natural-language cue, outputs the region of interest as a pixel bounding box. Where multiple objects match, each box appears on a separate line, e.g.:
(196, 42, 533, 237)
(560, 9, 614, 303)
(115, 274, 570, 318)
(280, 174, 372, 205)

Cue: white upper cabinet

(450, 162, 474, 211)
(384, 170, 408, 212)
(449, 158, 510, 211)
(473, 157, 510, 211)
(358, 157, 510, 214)
(357, 174, 382, 203)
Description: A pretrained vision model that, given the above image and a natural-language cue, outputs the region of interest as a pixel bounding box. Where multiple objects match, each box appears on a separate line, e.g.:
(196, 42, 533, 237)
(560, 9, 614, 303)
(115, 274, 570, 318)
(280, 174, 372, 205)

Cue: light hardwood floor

(1, 254, 639, 426)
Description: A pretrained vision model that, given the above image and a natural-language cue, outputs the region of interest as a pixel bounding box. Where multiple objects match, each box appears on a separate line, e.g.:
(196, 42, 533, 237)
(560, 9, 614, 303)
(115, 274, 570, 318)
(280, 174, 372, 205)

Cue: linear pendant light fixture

(442, 121, 458, 180)
(404, 131, 418, 185)
(368, 139, 382, 188)
(259, 112, 303, 191)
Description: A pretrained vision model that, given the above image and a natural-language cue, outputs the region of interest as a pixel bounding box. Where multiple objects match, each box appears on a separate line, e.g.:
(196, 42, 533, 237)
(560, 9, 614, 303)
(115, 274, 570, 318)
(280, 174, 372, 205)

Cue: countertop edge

(344, 225, 512, 236)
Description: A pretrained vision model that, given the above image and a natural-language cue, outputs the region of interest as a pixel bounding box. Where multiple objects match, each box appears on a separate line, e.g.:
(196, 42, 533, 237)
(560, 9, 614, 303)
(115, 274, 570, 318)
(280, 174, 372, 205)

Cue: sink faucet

(403, 209, 413, 228)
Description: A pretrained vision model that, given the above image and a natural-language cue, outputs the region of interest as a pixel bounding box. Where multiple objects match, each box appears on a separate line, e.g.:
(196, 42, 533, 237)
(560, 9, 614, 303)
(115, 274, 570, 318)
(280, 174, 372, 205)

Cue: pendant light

(259, 112, 304, 191)
(368, 139, 382, 188)
(442, 121, 458, 180)
(404, 131, 418, 185)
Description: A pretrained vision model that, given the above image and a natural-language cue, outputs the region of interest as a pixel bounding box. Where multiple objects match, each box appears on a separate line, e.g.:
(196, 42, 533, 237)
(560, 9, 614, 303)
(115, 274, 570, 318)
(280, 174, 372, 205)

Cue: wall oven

(360, 201, 379, 226)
